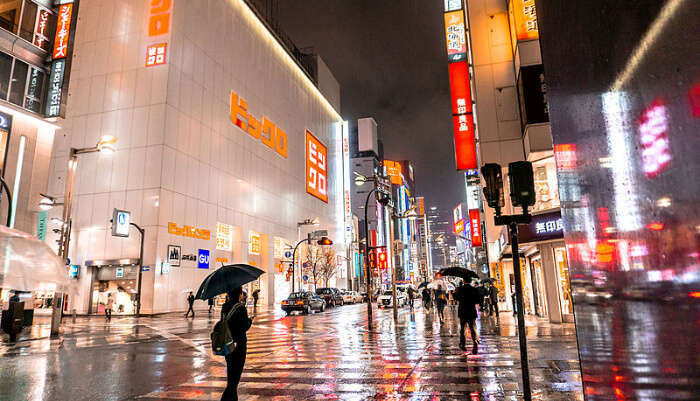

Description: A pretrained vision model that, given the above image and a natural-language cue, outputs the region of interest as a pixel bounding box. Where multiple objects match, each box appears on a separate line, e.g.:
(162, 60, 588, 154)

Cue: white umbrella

(0, 225, 73, 293)
(427, 279, 454, 291)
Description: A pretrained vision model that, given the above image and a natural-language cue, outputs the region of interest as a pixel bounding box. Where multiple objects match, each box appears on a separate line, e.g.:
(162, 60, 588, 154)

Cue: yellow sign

(509, 0, 539, 48)
(168, 222, 210, 240)
(249, 231, 262, 255)
(216, 222, 233, 251)
(215, 257, 229, 264)
(230, 91, 288, 158)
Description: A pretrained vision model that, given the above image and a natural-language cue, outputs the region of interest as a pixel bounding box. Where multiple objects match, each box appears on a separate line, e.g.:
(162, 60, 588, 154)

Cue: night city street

(1, 304, 582, 400)
(0, 0, 699, 400)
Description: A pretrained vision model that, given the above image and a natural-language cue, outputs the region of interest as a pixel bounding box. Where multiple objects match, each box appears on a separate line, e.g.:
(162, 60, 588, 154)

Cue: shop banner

(518, 64, 549, 126)
(444, 10, 467, 62)
(469, 209, 482, 247)
(453, 114, 477, 170)
(515, 210, 564, 243)
(449, 61, 472, 115)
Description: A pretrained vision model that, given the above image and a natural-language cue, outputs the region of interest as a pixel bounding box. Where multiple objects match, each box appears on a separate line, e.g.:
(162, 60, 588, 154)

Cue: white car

(341, 290, 363, 304)
(377, 291, 408, 308)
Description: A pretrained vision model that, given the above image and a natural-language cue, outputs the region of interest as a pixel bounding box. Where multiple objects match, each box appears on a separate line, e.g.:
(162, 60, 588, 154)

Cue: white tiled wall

(49, 0, 343, 314)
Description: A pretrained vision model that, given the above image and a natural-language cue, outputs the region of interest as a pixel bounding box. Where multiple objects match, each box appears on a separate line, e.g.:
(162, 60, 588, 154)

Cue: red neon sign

(449, 61, 472, 115)
(469, 209, 482, 247)
(52, 3, 73, 60)
(637, 98, 671, 178)
(453, 114, 477, 170)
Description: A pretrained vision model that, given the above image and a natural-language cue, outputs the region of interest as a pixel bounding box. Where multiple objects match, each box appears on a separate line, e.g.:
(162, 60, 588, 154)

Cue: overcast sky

(277, 0, 467, 214)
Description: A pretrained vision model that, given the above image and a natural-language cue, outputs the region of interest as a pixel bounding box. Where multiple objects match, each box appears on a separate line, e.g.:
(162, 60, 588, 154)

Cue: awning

(0, 225, 73, 293)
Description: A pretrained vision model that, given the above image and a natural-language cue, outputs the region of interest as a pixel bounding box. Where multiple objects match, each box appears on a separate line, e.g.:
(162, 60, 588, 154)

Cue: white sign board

(111, 209, 130, 237)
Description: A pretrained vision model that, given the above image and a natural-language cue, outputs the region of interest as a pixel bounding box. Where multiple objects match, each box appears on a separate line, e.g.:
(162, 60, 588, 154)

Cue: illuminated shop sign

(453, 114, 477, 170)
(444, 10, 467, 62)
(384, 160, 403, 185)
(554, 143, 577, 170)
(341, 122, 353, 244)
(146, 43, 167, 67)
(216, 222, 233, 251)
(508, 0, 539, 44)
(52, 3, 73, 59)
(249, 231, 262, 255)
(515, 211, 564, 243)
(637, 98, 671, 178)
(33, 8, 51, 50)
(417, 197, 425, 216)
(148, 0, 171, 36)
(306, 130, 328, 202)
(168, 222, 211, 240)
(454, 220, 465, 235)
(449, 61, 472, 115)
(444, 0, 463, 12)
(230, 91, 288, 158)
(469, 209, 482, 247)
(46, 60, 66, 117)
(167, 245, 181, 267)
(198, 249, 210, 269)
(453, 204, 464, 234)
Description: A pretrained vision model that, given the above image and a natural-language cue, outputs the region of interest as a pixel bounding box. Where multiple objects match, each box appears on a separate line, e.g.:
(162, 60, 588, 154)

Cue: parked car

(316, 287, 344, 306)
(377, 291, 408, 308)
(341, 290, 363, 304)
(281, 292, 325, 315)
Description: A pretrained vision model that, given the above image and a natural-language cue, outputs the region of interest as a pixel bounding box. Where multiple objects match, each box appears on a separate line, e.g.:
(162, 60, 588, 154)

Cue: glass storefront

(554, 246, 573, 315)
(528, 255, 548, 317)
(90, 280, 137, 315)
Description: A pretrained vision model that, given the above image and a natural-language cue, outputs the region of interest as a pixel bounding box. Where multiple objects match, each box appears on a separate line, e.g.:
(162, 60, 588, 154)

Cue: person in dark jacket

(252, 289, 260, 310)
(434, 285, 448, 323)
(184, 292, 195, 318)
(487, 282, 499, 317)
(455, 280, 483, 353)
(220, 287, 252, 401)
(407, 287, 415, 309)
(421, 287, 431, 310)
(208, 297, 215, 315)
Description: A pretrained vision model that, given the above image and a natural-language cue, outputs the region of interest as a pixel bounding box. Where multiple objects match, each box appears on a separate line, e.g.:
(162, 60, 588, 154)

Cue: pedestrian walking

(185, 291, 196, 318)
(105, 294, 114, 321)
(252, 289, 260, 310)
(435, 285, 448, 323)
(477, 283, 488, 312)
(487, 282, 499, 317)
(208, 297, 215, 315)
(407, 287, 415, 309)
(455, 279, 484, 354)
(220, 288, 252, 401)
(422, 287, 432, 310)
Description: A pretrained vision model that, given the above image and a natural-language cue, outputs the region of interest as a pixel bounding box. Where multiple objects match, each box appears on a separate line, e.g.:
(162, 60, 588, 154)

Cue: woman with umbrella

(196, 264, 264, 401)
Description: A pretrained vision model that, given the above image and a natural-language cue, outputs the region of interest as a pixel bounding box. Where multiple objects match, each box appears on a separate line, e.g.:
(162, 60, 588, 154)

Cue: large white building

(45, 0, 348, 314)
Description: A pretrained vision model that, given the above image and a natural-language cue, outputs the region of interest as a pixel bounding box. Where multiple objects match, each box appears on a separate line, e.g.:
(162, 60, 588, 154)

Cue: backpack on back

(211, 303, 241, 356)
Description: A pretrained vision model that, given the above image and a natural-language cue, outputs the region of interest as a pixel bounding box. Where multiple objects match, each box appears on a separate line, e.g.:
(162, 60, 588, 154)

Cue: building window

(19, 0, 37, 42)
(0, 0, 22, 35)
(9, 58, 28, 106)
(0, 52, 11, 100)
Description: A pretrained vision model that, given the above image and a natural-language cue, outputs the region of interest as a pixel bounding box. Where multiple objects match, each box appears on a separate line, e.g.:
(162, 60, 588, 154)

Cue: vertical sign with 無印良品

(45, 1, 79, 118)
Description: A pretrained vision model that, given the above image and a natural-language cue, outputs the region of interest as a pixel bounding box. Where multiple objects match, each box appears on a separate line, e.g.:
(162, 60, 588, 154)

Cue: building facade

(45, 0, 346, 314)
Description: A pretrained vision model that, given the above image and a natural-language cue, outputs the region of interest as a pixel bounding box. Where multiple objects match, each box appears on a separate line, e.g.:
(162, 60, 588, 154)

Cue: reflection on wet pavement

(1, 304, 582, 400)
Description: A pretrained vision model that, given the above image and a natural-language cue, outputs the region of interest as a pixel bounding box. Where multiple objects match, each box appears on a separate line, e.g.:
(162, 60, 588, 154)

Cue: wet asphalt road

(0, 303, 582, 400)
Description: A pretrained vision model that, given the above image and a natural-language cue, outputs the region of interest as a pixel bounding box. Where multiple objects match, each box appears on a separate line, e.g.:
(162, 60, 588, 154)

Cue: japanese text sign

(230, 91, 288, 158)
(449, 61, 472, 115)
(45, 59, 66, 117)
(515, 211, 564, 243)
(444, 10, 467, 62)
(384, 160, 403, 185)
(148, 0, 171, 37)
(453, 114, 477, 170)
(469, 209, 482, 247)
(52, 3, 73, 60)
(444, 0, 463, 12)
(168, 222, 211, 240)
(146, 43, 167, 67)
(249, 231, 262, 255)
(33, 8, 51, 51)
(216, 222, 233, 251)
(509, 0, 539, 42)
(306, 130, 328, 203)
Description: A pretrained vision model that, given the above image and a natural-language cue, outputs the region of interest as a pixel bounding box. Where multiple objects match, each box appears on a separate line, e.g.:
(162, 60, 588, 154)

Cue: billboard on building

(508, 0, 539, 45)
(452, 114, 477, 170)
(444, 10, 467, 62)
(468, 209, 482, 247)
(306, 130, 328, 203)
(449, 61, 472, 115)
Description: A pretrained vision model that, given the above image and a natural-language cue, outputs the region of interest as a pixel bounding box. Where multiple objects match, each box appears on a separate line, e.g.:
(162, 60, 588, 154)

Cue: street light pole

(363, 187, 377, 330)
(131, 222, 145, 317)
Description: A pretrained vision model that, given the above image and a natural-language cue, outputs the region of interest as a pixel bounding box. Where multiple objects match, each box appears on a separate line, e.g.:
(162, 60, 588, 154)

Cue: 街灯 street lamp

(295, 218, 320, 290)
(291, 234, 333, 292)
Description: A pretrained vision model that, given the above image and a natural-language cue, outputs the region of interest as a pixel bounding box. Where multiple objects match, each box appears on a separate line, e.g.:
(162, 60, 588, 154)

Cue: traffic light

(316, 236, 333, 246)
(508, 161, 535, 209)
(481, 163, 505, 210)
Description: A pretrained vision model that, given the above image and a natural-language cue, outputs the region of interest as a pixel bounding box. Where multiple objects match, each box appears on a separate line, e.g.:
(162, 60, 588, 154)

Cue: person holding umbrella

(455, 278, 484, 353)
(195, 263, 264, 401)
(220, 287, 252, 401)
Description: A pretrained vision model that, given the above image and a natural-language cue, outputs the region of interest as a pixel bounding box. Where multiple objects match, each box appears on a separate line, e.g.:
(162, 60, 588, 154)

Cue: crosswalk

(137, 305, 583, 400)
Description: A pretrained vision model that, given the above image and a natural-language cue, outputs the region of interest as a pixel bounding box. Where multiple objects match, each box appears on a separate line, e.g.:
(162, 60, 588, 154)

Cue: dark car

(281, 292, 325, 315)
(315, 287, 344, 306)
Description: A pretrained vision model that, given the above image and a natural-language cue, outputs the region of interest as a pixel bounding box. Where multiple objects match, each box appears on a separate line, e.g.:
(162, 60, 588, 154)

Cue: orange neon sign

(509, 0, 539, 44)
(168, 222, 211, 240)
(230, 91, 288, 158)
(148, 0, 172, 37)
(306, 131, 328, 203)
(146, 43, 167, 67)
(384, 160, 403, 185)
(52, 3, 73, 60)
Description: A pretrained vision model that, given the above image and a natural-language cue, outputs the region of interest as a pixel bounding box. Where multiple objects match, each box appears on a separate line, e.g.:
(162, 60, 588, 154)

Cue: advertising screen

(444, 10, 467, 62)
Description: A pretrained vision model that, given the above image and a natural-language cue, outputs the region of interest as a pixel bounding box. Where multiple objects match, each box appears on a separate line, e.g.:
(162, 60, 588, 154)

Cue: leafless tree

(302, 245, 324, 290)
(320, 248, 337, 287)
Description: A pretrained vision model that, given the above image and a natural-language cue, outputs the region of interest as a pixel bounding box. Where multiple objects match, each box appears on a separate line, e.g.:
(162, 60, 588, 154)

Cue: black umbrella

(417, 281, 429, 289)
(438, 267, 479, 281)
(195, 264, 265, 300)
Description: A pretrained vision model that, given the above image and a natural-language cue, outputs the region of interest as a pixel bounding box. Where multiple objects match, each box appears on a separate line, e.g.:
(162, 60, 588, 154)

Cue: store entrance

(86, 259, 140, 316)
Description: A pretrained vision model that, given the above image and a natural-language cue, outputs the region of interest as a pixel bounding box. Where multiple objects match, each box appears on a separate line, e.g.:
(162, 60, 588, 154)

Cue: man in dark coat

(455, 280, 483, 353)
(487, 282, 499, 317)
(184, 292, 195, 318)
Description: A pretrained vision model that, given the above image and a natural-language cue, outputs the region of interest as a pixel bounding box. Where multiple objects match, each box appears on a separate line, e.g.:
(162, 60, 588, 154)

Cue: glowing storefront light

(249, 231, 262, 255)
(637, 98, 671, 178)
(216, 222, 233, 251)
